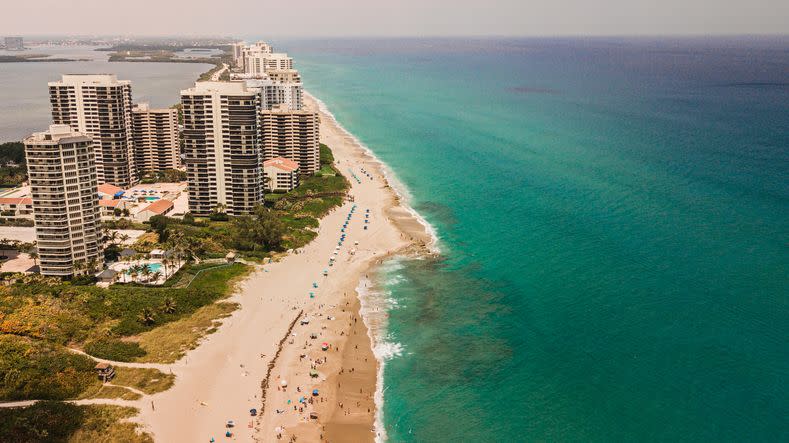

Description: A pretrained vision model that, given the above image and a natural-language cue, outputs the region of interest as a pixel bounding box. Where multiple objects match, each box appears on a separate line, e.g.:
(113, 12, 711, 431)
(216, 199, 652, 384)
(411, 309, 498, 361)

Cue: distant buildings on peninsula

(19, 40, 320, 277)
(3, 36, 24, 50)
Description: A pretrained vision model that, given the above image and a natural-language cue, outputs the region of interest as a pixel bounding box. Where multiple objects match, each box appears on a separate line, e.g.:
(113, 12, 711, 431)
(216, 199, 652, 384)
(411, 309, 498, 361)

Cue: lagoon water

(0, 45, 210, 142)
(279, 37, 789, 441)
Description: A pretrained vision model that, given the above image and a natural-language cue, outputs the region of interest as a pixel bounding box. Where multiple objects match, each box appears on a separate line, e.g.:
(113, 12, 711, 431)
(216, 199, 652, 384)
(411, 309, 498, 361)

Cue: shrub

(84, 339, 146, 362)
(0, 336, 98, 401)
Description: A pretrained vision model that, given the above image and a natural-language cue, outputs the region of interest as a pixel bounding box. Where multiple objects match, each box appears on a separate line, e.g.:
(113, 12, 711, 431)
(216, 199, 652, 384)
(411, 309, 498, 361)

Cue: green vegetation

(134, 301, 237, 363)
(84, 339, 146, 362)
(112, 367, 175, 395)
(144, 144, 350, 257)
(0, 336, 99, 401)
(0, 263, 248, 401)
(0, 403, 153, 443)
(0, 218, 34, 227)
(0, 143, 348, 437)
(0, 141, 27, 187)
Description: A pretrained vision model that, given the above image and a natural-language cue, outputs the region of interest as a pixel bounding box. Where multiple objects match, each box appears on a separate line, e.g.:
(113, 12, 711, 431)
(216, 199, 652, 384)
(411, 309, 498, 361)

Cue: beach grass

(111, 367, 175, 394)
(80, 384, 142, 401)
(133, 301, 238, 363)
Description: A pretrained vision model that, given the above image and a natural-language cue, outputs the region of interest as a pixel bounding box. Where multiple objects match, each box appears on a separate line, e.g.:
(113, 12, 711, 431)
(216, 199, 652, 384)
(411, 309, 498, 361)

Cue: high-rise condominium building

(243, 78, 303, 111)
(238, 41, 273, 71)
(266, 69, 302, 84)
(244, 52, 294, 77)
(131, 103, 181, 174)
(24, 125, 102, 277)
(260, 105, 320, 174)
(181, 81, 264, 216)
(231, 41, 246, 68)
(49, 74, 137, 188)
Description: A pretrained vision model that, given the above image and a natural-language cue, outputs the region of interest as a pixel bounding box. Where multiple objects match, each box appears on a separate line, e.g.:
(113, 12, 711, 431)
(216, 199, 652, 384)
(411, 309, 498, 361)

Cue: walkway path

(67, 348, 173, 371)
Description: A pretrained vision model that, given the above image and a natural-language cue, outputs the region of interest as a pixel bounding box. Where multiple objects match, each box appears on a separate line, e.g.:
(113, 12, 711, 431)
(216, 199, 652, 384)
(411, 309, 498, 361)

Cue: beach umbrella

(312, 389, 319, 396)
(310, 370, 318, 377)
(275, 426, 284, 434)
(280, 379, 288, 387)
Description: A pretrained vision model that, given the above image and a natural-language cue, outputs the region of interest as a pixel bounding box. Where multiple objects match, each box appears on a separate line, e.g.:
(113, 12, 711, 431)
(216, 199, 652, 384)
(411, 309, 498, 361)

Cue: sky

(2, 0, 788, 37)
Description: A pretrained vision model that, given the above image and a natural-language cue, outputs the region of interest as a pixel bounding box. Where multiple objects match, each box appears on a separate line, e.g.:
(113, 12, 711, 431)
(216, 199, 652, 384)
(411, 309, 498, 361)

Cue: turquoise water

(125, 263, 163, 275)
(280, 38, 789, 441)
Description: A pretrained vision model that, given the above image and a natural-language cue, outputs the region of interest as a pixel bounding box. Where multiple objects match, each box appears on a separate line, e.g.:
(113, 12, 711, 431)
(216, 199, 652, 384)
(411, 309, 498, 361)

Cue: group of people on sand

(269, 202, 371, 440)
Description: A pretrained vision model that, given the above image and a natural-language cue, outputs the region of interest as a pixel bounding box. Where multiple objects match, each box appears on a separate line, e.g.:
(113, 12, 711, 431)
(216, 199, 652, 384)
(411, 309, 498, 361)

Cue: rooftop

(264, 157, 300, 172)
(142, 199, 174, 215)
(24, 125, 91, 145)
(98, 183, 124, 196)
(181, 81, 253, 96)
(0, 197, 32, 205)
(49, 74, 130, 87)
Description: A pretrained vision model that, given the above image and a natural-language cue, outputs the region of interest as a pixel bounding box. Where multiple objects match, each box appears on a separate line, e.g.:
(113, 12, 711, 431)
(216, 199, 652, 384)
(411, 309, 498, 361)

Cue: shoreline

(123, 91, 433, 442)
(254, 92, 434, 442)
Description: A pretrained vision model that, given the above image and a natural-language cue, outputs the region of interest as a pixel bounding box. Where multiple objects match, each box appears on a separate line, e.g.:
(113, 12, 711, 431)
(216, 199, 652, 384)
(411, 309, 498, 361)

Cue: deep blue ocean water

(274, 37, 789, 441)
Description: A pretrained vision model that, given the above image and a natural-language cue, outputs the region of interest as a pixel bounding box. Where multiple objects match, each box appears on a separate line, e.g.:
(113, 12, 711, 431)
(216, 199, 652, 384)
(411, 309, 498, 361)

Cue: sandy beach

(132, 92, 431, 442)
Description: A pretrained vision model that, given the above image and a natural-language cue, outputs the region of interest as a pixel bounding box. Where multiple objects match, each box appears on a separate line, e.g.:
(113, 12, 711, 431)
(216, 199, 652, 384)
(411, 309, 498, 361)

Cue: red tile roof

(99, 199, 121, 207)
(0, 197, 30, 205)
(264, 157, 300, 172)
(98, 183, 124, 196)
(142, 199, 174, 215)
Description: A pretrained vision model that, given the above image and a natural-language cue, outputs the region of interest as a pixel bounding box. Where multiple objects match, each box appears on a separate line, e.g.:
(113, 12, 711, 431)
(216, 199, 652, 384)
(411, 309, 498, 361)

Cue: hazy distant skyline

(2, 0, 788, 37)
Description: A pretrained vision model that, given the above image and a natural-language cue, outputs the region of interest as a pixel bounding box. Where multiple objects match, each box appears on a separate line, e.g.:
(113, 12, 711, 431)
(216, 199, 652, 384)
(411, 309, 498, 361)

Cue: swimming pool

(145, 196, 160, 201)
(125, 263, 163, 275)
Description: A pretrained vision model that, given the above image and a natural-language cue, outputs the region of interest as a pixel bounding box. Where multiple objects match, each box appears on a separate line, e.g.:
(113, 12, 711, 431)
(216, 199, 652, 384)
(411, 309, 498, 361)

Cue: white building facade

(48, 74, 137, 188)
(181, 81, 264, 216)
(24, 125, 103, 277)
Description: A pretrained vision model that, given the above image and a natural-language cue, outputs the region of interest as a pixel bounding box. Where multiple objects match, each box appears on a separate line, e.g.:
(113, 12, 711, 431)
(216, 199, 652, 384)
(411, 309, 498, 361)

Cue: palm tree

(86, 258, 99, 274)
(140, 264, 152, 283)
(119, 233, 130, 245)
(162, 297, 176, 314)
(29, 251, 39, 269)
(150, 270, 162, 284)
(129, 266, 139, 283)
(72, 260, 85, 276)
(139, 307, 156, 325)
(161, 257, 170, 278)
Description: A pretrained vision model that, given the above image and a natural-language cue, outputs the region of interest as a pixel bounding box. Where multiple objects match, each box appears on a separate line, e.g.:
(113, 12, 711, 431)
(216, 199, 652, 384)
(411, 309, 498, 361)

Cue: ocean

(275, 37, 789, 441)
(0, 45, 211, 142)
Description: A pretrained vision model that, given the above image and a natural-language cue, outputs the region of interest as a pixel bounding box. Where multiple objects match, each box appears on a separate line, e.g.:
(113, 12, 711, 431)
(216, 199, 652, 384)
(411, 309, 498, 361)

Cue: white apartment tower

(131, 103, 181, 174)
(24, 125, 103, 277)
(181, 81, 264, 216)
(243, 78, 303, 111)
(48, 74, 137, 188)
(231, 41, 246, 68)
(244, 52, 294, 76)
(260, 106, 320, 174)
